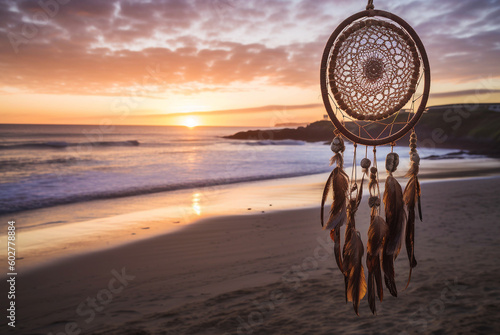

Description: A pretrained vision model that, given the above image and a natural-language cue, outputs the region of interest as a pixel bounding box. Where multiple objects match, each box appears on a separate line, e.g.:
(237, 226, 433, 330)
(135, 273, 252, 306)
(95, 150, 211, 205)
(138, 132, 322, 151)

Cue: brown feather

(344, 231, 367, 315)
(321, 169, 334, 227)
(404, 174, 420, 289)
(374, 262, 383, 302)
(342, 198, 356, 302)
(367, 269, 376, 314)
(342, 193, 366, 314)
(330, 227, 343, 273)
(416, 177, 422, 221)
(323, 167, 349, 230)
(343, 199, 358, 271)
(382, 175, 406, 297)
(366, 215, 388, 314)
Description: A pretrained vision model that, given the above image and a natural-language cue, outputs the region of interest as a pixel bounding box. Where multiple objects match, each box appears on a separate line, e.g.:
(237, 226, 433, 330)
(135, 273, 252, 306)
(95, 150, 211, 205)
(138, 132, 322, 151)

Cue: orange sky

(0, 0, 499, 127)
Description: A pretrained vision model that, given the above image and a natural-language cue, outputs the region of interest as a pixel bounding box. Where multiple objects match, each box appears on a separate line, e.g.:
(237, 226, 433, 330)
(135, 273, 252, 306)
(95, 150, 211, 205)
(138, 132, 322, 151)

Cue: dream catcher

(320, 0, 430, 315)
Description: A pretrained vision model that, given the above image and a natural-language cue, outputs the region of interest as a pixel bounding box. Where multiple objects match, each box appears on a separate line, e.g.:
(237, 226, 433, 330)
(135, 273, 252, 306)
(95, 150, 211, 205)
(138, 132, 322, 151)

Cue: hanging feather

(343, 228, 367, 315)
(342, 175, 366, 315)
(403, 131, 421, 289)
(321, 168, 334, 227)
(330, 227, 343, 273)
(321, 136, 348, 230)
(382, 152, 406, 297)
(321, 135, 349, 275)
(342, 194, 358, 301)
(366, 215, 388, 314)
(323, 167, 349, 230)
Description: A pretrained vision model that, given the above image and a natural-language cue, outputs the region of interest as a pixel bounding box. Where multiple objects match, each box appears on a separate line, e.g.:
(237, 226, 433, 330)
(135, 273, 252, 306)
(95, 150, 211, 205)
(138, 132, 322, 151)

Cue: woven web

(326, 17, 424, 143)
(330, 19, 420, 121)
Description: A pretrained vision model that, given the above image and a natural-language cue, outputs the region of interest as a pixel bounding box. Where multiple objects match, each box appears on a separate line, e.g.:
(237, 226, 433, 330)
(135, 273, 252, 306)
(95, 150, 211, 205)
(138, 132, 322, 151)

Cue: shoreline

(12, 176, 500, 334)
(2, 157, 500, 273)
(0, 146, 489, 217)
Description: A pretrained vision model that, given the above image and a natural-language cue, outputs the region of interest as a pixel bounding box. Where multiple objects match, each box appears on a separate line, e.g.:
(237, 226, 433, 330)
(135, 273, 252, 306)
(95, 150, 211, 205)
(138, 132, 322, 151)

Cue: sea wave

(240, 140, 307, 146)
(0, 157, 91, 170)
(0, 140, 140, 150)
(0, 170, 329, 214)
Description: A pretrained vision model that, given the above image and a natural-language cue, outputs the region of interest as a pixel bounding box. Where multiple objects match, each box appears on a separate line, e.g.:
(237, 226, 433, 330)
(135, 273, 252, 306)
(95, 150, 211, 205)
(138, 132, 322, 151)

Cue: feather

(374, 261, 383, 302)
(382, 175, 406, 297)
(416, 177, 422, 221)
(342, 199, 357, 279)
(367, 269, 376, 314)
(366, 215, 388, 314)
(321, 169, 334, 227)
(342, 204, 356, 302)
(330, 227, 343, 273)
(323, 167, 349, 230)
(342, 187, 366, 314)
(403, 174, 421, 289)
(343, 231, 367, 315)
(403, 177, 418, 265)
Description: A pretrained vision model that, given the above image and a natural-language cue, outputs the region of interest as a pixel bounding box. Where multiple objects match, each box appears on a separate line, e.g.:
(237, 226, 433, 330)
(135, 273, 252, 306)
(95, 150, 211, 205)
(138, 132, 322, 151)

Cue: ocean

(0, 123, 455, 223)
(0, 124, 333, 214)
(0, 123, 469, 269)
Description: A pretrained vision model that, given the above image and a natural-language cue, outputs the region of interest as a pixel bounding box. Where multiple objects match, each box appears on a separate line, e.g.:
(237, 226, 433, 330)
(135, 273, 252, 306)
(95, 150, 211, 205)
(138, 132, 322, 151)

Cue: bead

(370, 167, 377, 174)
(385, 152, 399, 173)
(330, 136, 345, 153)
(368, 196, 381, 208)
(361, 158, 371, 169)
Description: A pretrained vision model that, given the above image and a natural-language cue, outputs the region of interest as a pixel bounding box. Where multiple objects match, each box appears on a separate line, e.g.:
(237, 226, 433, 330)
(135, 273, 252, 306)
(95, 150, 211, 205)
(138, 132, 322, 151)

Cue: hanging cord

(373, 147, 381, 201)
(366, 0, 374, 10)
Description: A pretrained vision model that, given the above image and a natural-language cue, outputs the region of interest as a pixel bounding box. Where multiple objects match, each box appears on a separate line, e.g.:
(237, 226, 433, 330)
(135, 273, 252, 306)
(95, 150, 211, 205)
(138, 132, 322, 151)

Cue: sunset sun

(182, 116, 200, 128)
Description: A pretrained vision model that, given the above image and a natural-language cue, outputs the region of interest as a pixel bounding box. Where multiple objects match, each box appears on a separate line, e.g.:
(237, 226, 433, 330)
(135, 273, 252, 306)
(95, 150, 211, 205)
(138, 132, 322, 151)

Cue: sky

(0, 0, 499, 127)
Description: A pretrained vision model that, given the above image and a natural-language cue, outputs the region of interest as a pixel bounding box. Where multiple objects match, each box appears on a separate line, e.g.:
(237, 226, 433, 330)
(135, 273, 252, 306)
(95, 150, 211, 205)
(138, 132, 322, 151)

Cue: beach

(2, 1, 500, 334)
(5, 163, 500, 335)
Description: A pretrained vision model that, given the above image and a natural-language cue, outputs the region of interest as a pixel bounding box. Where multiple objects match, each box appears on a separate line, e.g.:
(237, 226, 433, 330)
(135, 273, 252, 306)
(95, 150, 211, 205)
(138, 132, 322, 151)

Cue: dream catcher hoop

(320, 0, 430, 315)
(321, 4, 430, 145)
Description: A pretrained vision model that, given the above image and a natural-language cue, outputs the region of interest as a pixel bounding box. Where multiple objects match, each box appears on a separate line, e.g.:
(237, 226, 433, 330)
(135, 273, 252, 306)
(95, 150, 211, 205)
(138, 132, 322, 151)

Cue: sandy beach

(2, 1, 500, 334)
(5, 166, 500, 335)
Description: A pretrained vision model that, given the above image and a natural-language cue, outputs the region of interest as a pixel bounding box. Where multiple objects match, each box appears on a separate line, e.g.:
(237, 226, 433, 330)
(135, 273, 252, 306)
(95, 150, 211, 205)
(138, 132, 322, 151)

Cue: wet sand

(2, 158, 500, 273)
(8, 174, 500, 334)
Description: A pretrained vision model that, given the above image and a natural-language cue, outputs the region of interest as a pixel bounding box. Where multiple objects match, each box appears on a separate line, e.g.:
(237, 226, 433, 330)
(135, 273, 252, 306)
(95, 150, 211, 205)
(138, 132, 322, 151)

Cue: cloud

(0, 0, 499, 97)
(144, 103, 323, 118)
(431, 89, 500, 98)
